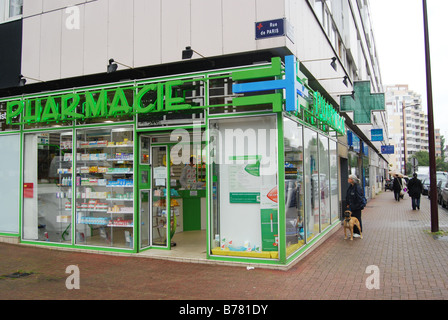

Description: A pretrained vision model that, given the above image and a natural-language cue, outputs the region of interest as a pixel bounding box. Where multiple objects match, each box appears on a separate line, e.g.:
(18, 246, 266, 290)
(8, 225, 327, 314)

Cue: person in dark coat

(407, 173, 423, 210)
(346, 174, 367, 236)
(392, 174, 403, 202)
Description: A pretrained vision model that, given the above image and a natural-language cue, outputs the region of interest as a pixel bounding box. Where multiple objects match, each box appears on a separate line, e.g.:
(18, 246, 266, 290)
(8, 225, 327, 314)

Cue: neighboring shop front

(0, 55, 347, 267)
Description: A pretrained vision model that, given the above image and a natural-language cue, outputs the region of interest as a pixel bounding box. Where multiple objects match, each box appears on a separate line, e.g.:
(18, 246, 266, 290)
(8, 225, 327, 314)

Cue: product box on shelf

(57, 215, 71, 223)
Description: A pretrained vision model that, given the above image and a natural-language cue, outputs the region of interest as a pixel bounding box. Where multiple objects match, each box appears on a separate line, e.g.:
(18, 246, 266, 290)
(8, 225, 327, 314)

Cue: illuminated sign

(233, 55, 345, 135)
(6, 81, 191, 125)
(340, 81, 385, 125)
(5, 55, 346, 135)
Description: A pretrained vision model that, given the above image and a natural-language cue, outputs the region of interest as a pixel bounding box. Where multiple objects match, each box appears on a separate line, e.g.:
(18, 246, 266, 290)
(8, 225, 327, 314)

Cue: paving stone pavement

(1, 191, 448, 301)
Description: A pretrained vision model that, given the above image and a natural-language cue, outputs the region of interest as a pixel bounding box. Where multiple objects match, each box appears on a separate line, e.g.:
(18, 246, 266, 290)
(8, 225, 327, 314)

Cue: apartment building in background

(385, 84, 443, 174)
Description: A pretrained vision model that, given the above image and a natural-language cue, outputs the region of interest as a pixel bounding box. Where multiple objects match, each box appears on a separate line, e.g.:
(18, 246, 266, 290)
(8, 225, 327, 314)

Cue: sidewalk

(1, 191, 448, 300)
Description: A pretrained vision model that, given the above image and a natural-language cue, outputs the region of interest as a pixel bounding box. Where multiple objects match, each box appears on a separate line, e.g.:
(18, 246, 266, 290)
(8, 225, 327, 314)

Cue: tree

(408, 150, 448, 174)
(410, 151, 429, 166)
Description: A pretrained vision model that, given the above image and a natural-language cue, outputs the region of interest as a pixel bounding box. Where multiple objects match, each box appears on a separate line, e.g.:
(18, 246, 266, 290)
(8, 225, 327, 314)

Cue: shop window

(0, 134, 20, 233)
(329, 139, 339, 223)
(209, 115, 279, 259)
(303, 127, 319, 241)
(23, 131, 73, 243)
(318, 134, 330, 231)
(74, 127, 134, 249)
(283, 118, 305, 258)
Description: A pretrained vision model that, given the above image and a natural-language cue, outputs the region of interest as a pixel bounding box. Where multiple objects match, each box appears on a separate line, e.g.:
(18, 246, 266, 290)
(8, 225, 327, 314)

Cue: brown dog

(343, 210, 363, 240)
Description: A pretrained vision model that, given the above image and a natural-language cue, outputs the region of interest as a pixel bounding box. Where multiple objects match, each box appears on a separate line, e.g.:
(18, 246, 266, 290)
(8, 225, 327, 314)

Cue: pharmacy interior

(2, 55, 347, 266)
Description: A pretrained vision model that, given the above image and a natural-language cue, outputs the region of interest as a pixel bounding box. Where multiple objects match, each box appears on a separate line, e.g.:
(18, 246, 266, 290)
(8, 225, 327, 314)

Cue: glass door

(151, 146, 171, 248)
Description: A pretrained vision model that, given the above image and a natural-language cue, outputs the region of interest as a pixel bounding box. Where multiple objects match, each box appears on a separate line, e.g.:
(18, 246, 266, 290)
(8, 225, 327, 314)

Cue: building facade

(384, 84, 444, 174)
(0, 0, 388, 268)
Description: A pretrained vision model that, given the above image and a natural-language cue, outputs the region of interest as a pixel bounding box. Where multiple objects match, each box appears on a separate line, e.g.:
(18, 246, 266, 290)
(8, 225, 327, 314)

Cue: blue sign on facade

(255, 19, 285, 40)
(371, 129, 383, 141)
(347, 130, 361, 153)
(381, 145, 395, 154)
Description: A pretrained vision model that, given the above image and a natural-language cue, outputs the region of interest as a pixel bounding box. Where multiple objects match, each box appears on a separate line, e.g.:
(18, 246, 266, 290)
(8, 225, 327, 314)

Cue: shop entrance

(138, 133, 207, 255)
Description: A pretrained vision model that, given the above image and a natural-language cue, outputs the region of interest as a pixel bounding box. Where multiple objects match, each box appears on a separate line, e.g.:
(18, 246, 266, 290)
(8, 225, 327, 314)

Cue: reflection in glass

(151, 146, 169, 247)
(283, 118, 305, 257)
(319, 134, 330, 231)
(75, 127, 134, 249)
(304, 128, 319, 241)
(140, 190, 150, 248)
(23, 132, 73, 243)
(209, 116, 278, 259)
(329, 140, 339, 223)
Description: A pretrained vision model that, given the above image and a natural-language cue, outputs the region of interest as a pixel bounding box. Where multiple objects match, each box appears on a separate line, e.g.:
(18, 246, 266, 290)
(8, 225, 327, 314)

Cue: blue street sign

(371, 129, 383, 141)
(255, 19, 285, 40)
(381, 145, 394, 154)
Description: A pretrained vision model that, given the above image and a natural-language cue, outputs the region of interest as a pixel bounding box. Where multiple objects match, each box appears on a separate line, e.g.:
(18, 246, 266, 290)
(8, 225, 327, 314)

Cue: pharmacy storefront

(0, 55, 345, 267)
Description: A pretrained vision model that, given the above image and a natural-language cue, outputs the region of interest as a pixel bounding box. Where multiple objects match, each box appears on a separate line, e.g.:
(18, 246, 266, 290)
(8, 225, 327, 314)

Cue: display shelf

(74, 128, 135, 248)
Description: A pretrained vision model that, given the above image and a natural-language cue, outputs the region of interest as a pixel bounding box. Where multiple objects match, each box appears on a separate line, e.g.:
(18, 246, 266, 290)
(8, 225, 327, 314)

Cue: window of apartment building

(312, 0, 324, 23)
(0, 0, 22, 23)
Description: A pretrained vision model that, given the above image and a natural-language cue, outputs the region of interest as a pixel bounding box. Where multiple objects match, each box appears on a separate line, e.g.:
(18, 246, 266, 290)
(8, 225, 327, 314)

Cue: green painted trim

(276, 113, 287, 264)
(21, 125, 75, 133)
(71, 128, 76, 245)
(133, 133, 138, 251)
(136, 125, 205, 133)
(142, 246, 171, 251)
(20, 240, 136, 253)
(0, 130, 21, 135)
(207, 111, 274, 119)
(207, 255, 280, 265)
(232, 57, 282, 81)
(74, 121, 135, 129)
(18, 131, 23, 239)
(0, 232, 19, 237)
(166, 145, 171, 250)
(205, 112, 210, 259)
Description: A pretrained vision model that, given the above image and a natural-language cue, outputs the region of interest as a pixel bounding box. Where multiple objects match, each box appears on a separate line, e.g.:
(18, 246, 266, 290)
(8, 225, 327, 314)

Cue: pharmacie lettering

(312, 91, 346, 135)
(6, 80, 191, 125)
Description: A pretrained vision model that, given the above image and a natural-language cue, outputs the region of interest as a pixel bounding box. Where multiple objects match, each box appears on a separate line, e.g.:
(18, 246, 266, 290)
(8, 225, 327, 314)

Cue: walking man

(407, 173, 423, 210)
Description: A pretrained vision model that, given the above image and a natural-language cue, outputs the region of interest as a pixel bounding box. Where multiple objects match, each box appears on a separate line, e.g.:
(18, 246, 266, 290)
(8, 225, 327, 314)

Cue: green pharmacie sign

(5, 55, 345, 135)
(6, 81, 193, 124)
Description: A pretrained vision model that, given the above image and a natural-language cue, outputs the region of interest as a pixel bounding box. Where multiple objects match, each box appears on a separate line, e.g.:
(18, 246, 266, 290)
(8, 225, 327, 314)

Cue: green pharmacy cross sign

(340, 81, 385, 125)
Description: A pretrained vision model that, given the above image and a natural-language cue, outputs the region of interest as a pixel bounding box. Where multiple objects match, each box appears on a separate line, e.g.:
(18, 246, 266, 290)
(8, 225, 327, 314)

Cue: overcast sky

(369, 0, 448, 138)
